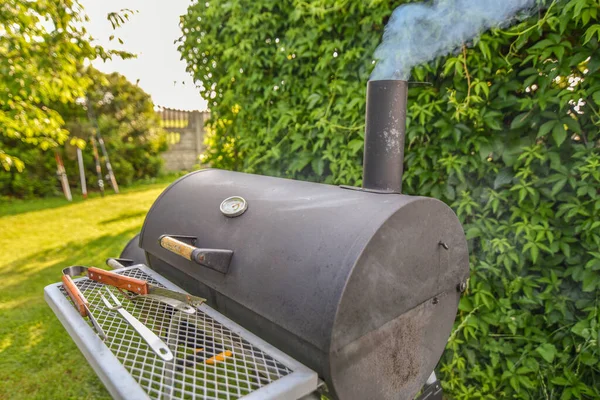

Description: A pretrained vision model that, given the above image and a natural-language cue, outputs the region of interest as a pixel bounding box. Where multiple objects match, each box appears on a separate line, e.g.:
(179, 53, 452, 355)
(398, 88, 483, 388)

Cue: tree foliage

(179, 0, 600, 398)
(0, 0, 130, 171)
(0, 68, 167, 197)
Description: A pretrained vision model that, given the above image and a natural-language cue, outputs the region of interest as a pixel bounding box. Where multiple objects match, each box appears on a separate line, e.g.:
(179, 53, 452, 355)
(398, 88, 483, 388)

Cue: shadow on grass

(99, 210, 147, 225)
(0, 190, 120, 218)
(0, 195, 84, 218)
(0, 227, 141, 399)
(0, 226, 141, 299)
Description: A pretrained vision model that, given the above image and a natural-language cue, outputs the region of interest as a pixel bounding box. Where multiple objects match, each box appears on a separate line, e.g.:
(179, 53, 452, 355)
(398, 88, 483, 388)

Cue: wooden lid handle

(159, 235, 233, 274)
(159, 235, 196, 261)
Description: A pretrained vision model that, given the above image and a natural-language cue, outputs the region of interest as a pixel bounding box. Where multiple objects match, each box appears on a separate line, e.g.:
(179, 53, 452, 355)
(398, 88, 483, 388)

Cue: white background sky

(80, 0, 207, 111)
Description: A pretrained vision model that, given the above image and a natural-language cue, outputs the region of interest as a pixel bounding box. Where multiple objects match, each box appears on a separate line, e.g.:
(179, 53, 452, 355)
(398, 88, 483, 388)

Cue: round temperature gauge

(220, 196, 248, 217)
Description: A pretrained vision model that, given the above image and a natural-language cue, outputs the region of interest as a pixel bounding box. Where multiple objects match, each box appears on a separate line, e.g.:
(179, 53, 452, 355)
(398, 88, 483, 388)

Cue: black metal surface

(190, 248, 233, 274)
(139, 168, 469, 399)
(119, 233, 147, 265)
(106, 258, 135, 270)
(362, 80, 408, 193)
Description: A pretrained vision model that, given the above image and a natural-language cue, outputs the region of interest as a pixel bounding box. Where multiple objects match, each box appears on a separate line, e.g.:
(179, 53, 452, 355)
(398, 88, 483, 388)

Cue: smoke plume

(371, 0, 536, 81)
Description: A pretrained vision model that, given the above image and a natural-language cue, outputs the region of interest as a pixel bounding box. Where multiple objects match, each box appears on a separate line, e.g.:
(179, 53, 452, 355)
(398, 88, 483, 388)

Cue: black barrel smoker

(122, 80, 469, 399)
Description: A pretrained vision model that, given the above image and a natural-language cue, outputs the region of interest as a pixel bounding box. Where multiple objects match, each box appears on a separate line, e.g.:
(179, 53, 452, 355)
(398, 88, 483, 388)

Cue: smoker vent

(59, 268, 293, 399)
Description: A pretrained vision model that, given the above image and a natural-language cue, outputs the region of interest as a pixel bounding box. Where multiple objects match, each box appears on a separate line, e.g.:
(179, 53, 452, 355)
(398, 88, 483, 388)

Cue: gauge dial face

(220, 196, 248, 217)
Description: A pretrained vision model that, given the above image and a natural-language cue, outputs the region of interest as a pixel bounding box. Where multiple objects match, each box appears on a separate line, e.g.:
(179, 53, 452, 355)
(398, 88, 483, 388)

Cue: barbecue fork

(101, 287, 174, 361)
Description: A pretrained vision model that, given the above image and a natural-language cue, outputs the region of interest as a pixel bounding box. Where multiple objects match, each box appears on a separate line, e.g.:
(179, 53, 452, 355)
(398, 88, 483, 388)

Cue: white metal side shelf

(44, 265, 318, 400)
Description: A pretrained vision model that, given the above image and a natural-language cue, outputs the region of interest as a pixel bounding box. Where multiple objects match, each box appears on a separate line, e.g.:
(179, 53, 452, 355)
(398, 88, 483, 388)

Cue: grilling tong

(62, 262, 206, 314)
(61, 262, 206, 335)
(61, 263, 206, 361)
(61, 270, 107, 340)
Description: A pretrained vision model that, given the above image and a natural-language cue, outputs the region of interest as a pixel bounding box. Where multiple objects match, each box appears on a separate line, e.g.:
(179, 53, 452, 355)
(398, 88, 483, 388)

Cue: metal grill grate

(59, 268, 293, 399)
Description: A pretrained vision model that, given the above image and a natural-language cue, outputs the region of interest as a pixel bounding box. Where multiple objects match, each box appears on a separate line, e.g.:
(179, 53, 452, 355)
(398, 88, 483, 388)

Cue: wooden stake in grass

(90, 137, 105, 197)
(96, 135, 120, 194)
(55, 152, 72, 201)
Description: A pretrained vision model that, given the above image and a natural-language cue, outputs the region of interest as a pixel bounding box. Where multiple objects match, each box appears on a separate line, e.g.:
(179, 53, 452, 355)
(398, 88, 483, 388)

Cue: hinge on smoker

(415, 372, 443, 400)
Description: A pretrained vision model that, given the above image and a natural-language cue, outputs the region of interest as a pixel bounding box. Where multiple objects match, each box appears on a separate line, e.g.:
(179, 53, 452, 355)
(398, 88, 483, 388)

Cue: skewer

(86, 96, 119, 193)
(76, 147, 87, 199)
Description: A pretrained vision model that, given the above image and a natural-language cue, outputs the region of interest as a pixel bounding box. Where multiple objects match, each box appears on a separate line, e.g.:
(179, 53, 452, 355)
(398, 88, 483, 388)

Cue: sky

(80, 0, 207, 111)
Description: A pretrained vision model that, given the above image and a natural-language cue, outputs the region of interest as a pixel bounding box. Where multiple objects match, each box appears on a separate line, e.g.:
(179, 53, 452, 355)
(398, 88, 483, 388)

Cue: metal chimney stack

(362, 80, 409, 193)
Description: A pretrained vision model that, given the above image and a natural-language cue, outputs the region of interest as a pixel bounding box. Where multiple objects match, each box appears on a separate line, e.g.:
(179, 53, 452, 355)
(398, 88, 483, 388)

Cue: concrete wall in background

(158, 107, 210, 171)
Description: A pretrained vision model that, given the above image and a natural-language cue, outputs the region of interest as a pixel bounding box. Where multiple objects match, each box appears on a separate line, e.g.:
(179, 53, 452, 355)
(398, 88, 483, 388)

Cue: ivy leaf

(529, 38, 554, 50)
(536, 343, 557, 363)
(552, 45, 565, 60)
(571, 320, 590, 339)
(311, 158, 324, 176)
(530, 245, 539, 263)
(445, 183, 456, 200)
(306, 93, 321, 109)
(538, 121, 556, 138)
(563, 117, 581, 134)
(581, 270, 599, 292)
(552, 123, 567, 146)
(510, 112, 531, 129)
(551, 377, 570, 386)
(478, 142, 493, 161)
(592, 90, 600, 106)
(348, 139, 363, 154)
(288, 152, 312, 173)
(494, 168, 514, 189)
(583, 24, 600, 44)
(465, 226, 481, 240)
(551, 178, 567, 196)
(478, 40, 491, 60)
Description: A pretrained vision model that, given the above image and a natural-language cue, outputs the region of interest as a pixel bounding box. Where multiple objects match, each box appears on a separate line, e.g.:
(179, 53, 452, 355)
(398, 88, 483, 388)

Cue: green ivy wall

(178, 1, 600, 398)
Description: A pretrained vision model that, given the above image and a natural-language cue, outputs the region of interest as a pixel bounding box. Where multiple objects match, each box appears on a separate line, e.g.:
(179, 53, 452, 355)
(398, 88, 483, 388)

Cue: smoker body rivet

(438, 241, 449, 250)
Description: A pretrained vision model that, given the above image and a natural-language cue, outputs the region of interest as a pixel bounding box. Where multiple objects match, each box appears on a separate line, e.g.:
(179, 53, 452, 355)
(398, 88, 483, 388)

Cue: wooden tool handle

(159, 235, 195, 261)
(87, 267, 149, 295)
(62, 275, 88, 317)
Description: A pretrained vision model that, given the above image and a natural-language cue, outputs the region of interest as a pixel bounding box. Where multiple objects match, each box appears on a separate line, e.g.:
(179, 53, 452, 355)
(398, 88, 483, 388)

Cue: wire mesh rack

(45, 265, 318, 400)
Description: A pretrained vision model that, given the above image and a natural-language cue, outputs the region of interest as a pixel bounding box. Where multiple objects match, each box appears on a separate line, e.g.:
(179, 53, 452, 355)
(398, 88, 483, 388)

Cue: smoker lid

(140, 168, 468, 347)
(139, 169, 411, 348)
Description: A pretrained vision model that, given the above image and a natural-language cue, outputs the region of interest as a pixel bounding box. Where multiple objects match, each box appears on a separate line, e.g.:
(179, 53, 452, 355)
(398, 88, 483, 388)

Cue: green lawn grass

(0, 180, 172, 399)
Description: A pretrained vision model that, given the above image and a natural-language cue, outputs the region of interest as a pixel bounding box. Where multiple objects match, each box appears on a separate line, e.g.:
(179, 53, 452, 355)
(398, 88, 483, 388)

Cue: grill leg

(415, 372, 443, 400)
